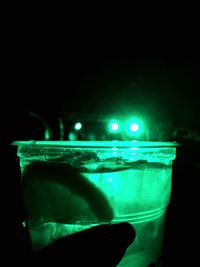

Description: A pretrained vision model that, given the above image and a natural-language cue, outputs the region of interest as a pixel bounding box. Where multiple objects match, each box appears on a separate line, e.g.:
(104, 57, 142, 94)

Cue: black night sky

(2, 26, 200, 140)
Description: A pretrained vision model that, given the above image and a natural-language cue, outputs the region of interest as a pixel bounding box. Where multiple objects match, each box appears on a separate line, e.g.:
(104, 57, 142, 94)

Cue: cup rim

(12, 140, 179, 148)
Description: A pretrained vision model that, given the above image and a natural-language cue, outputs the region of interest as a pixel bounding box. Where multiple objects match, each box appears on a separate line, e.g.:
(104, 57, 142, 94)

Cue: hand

(32, 222, 135, 267)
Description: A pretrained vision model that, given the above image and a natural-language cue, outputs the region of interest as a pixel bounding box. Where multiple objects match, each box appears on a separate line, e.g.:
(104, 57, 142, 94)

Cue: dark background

(2, 25, 200, 140)
(1, 21, 200, 265)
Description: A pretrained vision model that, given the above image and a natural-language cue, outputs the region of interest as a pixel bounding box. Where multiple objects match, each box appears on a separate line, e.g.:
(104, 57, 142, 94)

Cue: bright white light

(74, 122, 82, 130)
(111, 123, 119, 131)
(130, 123, 139, 132)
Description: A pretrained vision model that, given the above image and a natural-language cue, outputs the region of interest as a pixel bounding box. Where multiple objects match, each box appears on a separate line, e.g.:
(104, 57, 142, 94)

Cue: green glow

(74, 122, 82, 131)
(68, 132, 77, 141)
(108, 119, 120, 133)
(44, 129, 50, 140)
(130, 123, 139, 132)
(125, 117, 144, 137)
(12, 140, 178, 148)
(111, 122, 119, 131)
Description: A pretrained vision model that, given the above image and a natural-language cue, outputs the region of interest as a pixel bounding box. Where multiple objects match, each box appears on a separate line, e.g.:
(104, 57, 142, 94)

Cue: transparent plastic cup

(13, 140, 176, 266)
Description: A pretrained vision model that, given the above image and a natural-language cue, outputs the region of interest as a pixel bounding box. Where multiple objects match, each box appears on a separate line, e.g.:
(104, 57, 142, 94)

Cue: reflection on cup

(13, 140, 176, 266)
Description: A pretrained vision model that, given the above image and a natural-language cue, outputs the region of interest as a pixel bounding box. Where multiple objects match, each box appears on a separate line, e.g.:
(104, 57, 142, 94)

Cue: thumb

(32, 222, 136, 266)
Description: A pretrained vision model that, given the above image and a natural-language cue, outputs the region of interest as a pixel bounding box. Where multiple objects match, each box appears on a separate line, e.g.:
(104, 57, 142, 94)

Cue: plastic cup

(13, 140, 176, 266)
